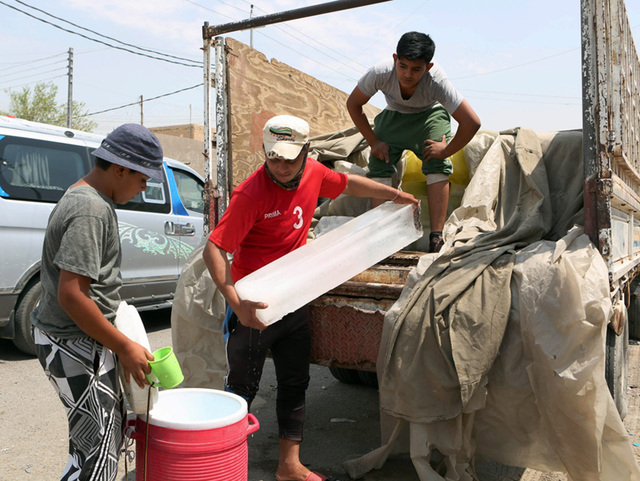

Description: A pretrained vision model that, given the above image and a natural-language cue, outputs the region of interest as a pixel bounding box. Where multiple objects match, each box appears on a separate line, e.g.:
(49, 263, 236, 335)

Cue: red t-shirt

(209, 158, 348, 281)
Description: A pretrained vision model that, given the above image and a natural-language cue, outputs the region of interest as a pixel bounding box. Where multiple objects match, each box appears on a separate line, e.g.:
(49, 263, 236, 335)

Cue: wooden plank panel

(226, 37, 379, 187)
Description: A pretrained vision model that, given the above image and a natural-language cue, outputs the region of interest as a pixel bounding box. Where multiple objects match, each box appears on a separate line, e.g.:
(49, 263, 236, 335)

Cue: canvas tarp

(343, 129, 640, 480)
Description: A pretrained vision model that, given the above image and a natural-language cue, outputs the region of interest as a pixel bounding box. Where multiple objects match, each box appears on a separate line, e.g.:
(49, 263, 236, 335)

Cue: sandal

(276, 470, 334, 481)
(305, 473, 329, 481)
(429, 232, 444, 253)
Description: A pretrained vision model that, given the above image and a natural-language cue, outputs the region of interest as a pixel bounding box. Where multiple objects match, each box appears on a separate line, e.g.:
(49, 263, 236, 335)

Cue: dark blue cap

(92, 123, 164, 182)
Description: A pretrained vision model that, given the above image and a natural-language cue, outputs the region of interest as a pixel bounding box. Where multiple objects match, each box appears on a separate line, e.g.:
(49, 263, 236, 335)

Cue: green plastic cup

(147, 347, 184, 389)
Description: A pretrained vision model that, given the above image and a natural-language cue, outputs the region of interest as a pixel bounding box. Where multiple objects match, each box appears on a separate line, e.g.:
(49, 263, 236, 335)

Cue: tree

(2, 82, 97, 132)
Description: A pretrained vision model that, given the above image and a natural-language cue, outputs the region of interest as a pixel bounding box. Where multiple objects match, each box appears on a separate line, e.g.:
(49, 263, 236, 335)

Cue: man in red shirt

(204, 115, 418, 481)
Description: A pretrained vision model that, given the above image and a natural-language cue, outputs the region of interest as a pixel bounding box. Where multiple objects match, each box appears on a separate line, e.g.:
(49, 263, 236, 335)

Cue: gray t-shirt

(357, 59, 463, 115)
(32, 186, 122, 339)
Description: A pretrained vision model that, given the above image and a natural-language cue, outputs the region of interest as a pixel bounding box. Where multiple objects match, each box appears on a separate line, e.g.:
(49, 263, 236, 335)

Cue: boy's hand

(423, 135, 448, 161)
(119, 340, 154, 389)
(393, 190, 420, 207)
(235, 299, 269, 331)
(371, 139, 390, 163)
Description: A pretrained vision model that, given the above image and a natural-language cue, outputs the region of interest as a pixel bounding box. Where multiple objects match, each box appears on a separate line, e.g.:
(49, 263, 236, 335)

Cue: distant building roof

(149, 124, 214, 142)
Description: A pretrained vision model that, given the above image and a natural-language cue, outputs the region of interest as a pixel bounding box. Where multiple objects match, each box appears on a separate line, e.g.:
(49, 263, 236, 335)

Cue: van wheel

(13, 280, 40, 356)
(605, 317, 628, 420)
(329, 367, 362, 384)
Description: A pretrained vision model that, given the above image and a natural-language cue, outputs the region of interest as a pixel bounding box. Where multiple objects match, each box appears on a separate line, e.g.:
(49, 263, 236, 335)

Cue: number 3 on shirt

(293, 206, 303, 229)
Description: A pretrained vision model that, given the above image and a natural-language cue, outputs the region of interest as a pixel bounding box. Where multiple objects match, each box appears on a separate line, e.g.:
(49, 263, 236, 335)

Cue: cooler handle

(125, 416, 145, 441)
(247, 413, 260, 435)
(125, 416, 140, 440)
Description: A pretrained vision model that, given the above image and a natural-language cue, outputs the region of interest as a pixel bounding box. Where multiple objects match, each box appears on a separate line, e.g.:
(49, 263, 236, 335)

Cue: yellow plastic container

(401, 149, 471, 237)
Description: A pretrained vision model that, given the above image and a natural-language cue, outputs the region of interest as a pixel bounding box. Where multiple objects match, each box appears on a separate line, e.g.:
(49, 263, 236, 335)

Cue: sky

(0, 0, 638, 136)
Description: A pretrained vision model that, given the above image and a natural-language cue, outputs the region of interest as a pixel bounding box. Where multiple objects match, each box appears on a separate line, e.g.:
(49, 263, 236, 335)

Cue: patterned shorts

(33, 327, 125, 481)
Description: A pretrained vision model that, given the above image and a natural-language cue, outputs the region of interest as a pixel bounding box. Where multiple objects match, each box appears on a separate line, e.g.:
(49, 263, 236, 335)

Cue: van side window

(0, 136, 91, 202)
(114, 166, 171, 214)
(172, 168, 204, 214)
(142, 181, 166, 204)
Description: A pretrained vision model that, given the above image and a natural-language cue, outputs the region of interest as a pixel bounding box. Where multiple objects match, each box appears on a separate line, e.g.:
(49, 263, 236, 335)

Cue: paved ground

(1, 308, 639, 480)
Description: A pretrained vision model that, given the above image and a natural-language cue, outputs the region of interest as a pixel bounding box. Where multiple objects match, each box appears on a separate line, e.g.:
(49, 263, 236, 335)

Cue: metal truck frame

(581, 0, 640, 417)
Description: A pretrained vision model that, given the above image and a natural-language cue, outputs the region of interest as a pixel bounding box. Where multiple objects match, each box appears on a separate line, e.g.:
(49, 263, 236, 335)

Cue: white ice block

(234, 202, 422, 326)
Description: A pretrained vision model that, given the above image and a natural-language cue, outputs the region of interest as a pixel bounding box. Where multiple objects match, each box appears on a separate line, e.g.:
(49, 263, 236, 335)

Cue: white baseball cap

(263, 115, 309, 160)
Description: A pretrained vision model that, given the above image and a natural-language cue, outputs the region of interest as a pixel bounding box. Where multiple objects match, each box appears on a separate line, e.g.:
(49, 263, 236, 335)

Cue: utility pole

(66, 48, 73, 128)
(250, 5, 254, 48)
(140, 95, 144, 125)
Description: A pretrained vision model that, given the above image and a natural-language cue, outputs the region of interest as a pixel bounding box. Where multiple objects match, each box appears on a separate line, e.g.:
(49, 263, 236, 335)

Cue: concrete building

(149, 124, 214, 178)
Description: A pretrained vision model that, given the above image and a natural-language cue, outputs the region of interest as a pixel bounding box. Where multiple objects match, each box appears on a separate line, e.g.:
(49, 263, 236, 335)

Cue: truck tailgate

(309, 251, 422, 371)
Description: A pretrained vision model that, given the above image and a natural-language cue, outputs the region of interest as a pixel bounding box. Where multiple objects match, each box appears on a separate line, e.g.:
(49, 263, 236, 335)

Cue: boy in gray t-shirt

(31, 123, 165, 481)
(347, 31, 481, 252)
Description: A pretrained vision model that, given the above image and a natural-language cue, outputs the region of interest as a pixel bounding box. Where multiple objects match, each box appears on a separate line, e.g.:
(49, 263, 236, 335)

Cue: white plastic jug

(114, 301, 158, 413)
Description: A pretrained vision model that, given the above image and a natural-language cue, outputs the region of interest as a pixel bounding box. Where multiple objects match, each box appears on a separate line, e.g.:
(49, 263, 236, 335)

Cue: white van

(0, 116, 205, 354)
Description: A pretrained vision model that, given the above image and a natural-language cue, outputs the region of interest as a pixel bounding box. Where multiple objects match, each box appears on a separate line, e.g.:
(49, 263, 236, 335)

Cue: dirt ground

(1, 309, 639, 481)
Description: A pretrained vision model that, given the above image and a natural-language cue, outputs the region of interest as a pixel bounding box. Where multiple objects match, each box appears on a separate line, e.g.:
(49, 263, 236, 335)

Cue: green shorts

(367, 105, 453, 178)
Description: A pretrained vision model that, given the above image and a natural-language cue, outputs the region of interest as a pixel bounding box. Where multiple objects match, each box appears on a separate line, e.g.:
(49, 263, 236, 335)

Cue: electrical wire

(191, 0, 367, 76)
(13, 0, 200, 65)
(465, 92, 580, 106)
(0, 59, 67, 80)
(87, 83, 203, 116)
(451, 48, 579, 81)
(0, 51, 67, 69)
(0, 67, 66, 86)
(350, 0, 430, 62)
(0, 0, 201, 68)
(462, 88, 579, 101)
(1, 74, 67, 91)
(183, 0, 239, 20)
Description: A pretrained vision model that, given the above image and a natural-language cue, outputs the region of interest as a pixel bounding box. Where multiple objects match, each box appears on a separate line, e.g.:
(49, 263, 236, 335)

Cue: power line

(0, 51, 67, 69)
(0, 59, 67, 80)
(183, 0, 239, 20)
(192, 0, 367, 76)
(13, 0, 200, 65)
(254, 30, 359, 82)
(1, 74, 67, 91)
(0, 1, 201, 68)
(351, 0, 430, 63)
(187, 0, 362, 79)
(451, 48, 579, 81)
(466, 93, 580, 106)
(245, 1, 370, 73)
(462, 88, 579, 101)
(266, 26, 367, 75)
(87, 83, 203, 116)
(0, 67, 67, 86)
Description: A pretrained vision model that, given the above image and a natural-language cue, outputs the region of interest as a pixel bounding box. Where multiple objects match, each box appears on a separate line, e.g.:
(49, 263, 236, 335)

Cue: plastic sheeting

(170, 241, 227, 390)
(343, 129, 640, 480)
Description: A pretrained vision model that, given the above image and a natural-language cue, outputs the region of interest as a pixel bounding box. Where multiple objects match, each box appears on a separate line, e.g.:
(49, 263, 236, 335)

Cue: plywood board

(226, 37, 379, 187)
